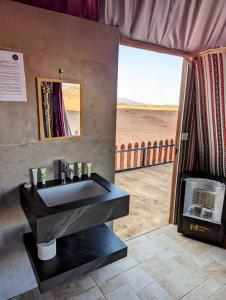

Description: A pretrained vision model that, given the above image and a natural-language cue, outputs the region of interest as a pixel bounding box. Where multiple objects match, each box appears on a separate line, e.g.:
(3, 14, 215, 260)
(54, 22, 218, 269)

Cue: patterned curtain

(173, 59, 198, 223)
(174, 51, 226, 223)
(178, 59, 198, 173)
(194, 52, 226, 177)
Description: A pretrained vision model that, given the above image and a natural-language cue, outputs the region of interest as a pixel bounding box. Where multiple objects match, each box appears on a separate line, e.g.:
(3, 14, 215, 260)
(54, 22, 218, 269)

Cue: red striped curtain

(179, 59, 198, 174)
(173, 59, 198, 223)
(174, 51, 226, 223)
(194, 52, 226, 177)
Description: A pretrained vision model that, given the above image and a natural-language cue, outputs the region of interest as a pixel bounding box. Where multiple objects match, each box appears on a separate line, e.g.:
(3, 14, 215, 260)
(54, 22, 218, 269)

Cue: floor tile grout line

(178, 264, 225, 299)
(134, 280, 172, 298)
(98, 285, 108, 300)
(207, 284, 226, 299)
(128, 237, 188, 266)
(139, 257, 183, 284)
(121, 272, 155, 295)
(104, 283, 129, 298)
(121, 217, 172, 243)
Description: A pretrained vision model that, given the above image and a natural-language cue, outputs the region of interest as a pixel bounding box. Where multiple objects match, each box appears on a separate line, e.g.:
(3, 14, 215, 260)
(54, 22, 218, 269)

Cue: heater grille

(183, 178, 225, 224)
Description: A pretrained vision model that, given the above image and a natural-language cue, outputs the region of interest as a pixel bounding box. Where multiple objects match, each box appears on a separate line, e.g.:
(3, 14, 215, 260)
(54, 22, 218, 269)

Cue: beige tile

(181, 239, 211, 256)
(209, 286, 226, 300)
(141, 257, 180, 281)
(159, 261, 222, 299)
(212, 267, 226, 285)
(174, 251, 204, 271)
(34, 290, 55, 300)
(53, 274, 96, 299)
(182, 267, 226, 299)
(90, 264, 119, 285)
(146, 232, 177, 249)
(99, 275, 125, 295)
(126, 235, 149, 248)
(182, 277, 223, 300)
(146, 227, 187, 249)
(105, 284, 139, 300)
(15, 288, 55, 300)
(129, 239, 166, 263)
(199, 260, 223, 278)
(121, 266, 154, 292)
(199, 247, 226, 266)
(137, 282, 172, 300)
(73, 286, 105, 300)
(14, 290, 37, 300)
(113, 256, 138, 273)
(157, 244, 186, 262)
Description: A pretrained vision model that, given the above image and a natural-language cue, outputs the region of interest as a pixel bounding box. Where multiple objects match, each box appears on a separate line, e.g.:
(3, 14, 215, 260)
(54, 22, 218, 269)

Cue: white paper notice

(0, 50, 27, 102)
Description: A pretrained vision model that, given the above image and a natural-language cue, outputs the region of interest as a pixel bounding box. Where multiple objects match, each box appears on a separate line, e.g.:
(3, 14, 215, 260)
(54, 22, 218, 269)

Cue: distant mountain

(117, 97, 143, 105)
(117, 97, 178, 108)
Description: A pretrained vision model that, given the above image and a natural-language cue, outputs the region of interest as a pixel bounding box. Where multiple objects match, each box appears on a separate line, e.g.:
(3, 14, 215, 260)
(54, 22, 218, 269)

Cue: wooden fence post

(115, 145, 118, 171)
(152, 140, 157, 165)
(134, 142, 139, 167)
(169, 138, 174, 161)
(140, 141, 146, 167)
(158, 140, 163, 163)
(163, 139, 169, 163)
(115, 138, 175, 172)
(120, 144, 125, 170)
(146, 141, 151, 166)
(127, 143, 132, 169)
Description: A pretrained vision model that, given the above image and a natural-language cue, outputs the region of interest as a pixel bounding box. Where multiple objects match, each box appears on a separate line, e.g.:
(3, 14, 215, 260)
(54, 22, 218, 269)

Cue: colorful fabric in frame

(41, 82, 71, 138)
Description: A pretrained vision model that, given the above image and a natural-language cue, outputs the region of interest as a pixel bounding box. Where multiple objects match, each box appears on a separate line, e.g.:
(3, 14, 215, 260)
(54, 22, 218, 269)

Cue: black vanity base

(24, 224, 127, 293)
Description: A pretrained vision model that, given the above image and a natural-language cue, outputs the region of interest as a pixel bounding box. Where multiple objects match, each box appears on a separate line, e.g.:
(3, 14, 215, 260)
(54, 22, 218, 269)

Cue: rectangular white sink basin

(37, 180, 109, 207)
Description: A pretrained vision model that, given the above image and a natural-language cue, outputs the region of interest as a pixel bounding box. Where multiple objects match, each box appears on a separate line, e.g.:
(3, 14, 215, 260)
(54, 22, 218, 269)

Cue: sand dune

(116, 108, 178, 146)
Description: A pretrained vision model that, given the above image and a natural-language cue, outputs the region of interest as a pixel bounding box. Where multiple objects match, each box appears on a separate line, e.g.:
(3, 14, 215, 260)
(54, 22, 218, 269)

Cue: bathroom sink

(21, 173, 129, 243)
(38, 180, 109, 207)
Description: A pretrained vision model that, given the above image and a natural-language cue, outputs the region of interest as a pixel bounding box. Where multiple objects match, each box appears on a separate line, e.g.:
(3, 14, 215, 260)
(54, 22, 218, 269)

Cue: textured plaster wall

(0, 1, 119, 299)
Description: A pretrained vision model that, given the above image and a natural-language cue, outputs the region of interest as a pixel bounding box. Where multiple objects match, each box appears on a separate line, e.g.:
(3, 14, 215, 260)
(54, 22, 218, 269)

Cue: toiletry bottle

(87, 162, 92, 178)
(69, 164, 74, 180)
(40, 168, 47, 185)
(31, 168, 38, 185)
(77, 162, 82, 179)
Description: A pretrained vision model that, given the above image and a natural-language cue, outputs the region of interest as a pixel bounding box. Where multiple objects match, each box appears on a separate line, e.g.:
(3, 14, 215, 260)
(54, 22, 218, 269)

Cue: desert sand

(116, 108, 178, 146)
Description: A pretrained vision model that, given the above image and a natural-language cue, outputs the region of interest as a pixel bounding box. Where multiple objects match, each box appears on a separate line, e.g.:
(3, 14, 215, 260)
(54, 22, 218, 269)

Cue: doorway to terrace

(114, 45, 182, 241)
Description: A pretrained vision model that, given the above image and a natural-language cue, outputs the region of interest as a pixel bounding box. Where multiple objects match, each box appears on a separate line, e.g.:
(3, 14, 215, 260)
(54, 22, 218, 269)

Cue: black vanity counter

(21, 173, 130, 243)
(24, 224, 127, 293)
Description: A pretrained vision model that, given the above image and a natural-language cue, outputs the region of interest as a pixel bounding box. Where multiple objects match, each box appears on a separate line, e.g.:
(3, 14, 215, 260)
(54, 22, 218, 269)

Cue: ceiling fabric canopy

(17, 0, 99, 21)
(99, 0, 226, 55)
(17, 0, 226, 55)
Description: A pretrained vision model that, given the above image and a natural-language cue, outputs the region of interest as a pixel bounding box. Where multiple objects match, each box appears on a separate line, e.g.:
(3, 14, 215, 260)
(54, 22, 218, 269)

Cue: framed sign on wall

(0, 50, 27, 102)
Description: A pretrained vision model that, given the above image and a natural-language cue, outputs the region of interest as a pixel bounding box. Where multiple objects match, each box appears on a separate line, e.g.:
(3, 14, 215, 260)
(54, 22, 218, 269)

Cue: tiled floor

(14, 225, 226, 300)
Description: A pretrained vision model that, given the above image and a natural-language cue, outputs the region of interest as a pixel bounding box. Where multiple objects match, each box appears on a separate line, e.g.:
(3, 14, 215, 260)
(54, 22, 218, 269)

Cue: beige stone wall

(0, 1, 119, 298)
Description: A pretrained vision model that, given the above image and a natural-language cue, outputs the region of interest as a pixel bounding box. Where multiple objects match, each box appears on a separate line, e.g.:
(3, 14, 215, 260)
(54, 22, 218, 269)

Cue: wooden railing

(115, 139, 175, 172)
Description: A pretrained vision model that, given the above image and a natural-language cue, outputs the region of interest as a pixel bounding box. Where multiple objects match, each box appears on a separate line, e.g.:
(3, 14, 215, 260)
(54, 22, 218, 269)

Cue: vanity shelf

(21, 173, 129, 293)
(21, 173, 129, 243)
(24, 224, 127, 293)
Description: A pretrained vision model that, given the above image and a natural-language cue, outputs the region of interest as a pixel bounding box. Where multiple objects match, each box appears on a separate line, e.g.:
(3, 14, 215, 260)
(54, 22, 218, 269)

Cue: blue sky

(117, 45, 183, 105)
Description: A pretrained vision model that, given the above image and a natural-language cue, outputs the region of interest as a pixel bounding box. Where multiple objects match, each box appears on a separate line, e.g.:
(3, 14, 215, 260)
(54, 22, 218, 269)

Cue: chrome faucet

(59, 160, 73, 184)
